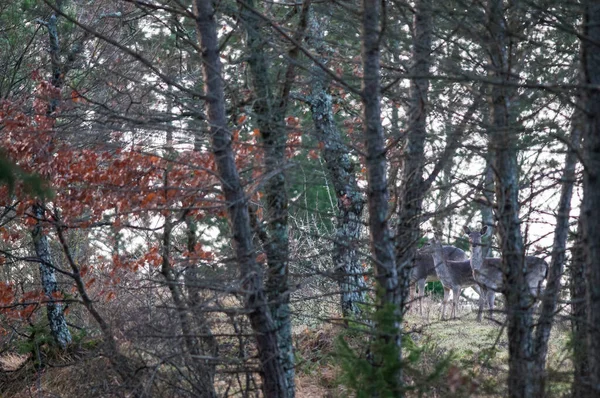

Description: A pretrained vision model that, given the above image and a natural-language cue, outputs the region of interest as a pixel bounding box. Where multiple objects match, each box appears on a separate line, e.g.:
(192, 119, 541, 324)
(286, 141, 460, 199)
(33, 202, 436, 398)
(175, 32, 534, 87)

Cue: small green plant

(18, 322, 55, 367)
(336, 298, 459, 397)
(336, 303, 403, 397)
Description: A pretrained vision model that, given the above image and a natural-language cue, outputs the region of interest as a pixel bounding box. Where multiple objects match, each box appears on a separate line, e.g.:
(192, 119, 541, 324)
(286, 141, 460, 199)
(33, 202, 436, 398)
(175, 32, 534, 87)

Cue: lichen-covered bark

(395, 0, 432, 315)
(31, 204, 72, 349)
(581, 3, 600, 393)
(486, 0, 534, 396)
(532, 105, 582, 396)
(31, 11, 72, 349)
(194, 1, 288, 396)
(237, 1, 308, 394)
(307, 10, 368, 321)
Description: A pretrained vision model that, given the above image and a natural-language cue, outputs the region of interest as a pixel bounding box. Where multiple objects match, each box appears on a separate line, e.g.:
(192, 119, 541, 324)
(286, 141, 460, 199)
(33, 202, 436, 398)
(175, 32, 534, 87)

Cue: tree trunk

(395, 0, 432, 316)
(571, 217, 589, 397)
(532, 105, 582, 396)
(237, 1, 307, 394)
(31, 11, 72, 350)
(307, 10, 368, 321)
(193, 1, 288, 396)
(361, 0, 402, 393)
(31, 204, 72, 349)
(486, 0, 534, 396)
(581, 2, 600, 394)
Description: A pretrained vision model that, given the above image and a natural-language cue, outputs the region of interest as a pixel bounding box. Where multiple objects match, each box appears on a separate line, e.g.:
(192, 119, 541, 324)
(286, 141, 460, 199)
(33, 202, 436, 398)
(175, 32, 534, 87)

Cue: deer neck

(431, 244, 450, 276)
(471, 242, 484, 271)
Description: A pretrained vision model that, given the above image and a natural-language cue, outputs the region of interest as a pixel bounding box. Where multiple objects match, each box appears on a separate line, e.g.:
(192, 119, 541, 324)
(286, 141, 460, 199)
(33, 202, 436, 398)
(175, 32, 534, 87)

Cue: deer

(463, 226, 548, 322)
(425, 233, 479, 320)
(410, 246, 475, 315)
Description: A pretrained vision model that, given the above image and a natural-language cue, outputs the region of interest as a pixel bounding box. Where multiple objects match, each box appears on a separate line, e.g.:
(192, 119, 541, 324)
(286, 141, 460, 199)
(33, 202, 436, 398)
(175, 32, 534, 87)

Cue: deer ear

(463, 226, 471, 234)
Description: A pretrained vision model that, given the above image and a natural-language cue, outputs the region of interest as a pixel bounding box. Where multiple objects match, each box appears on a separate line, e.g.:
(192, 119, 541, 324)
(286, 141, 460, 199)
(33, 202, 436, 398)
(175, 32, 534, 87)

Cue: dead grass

(0, 297, 573, 397)
(0, 353, 29, 372)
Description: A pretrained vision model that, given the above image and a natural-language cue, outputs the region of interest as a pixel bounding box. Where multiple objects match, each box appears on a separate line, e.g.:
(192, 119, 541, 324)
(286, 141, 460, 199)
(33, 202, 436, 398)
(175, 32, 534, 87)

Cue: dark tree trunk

(193, 1, 288, 396)
(361, 0, 398, 307)
(361, 0, 402, 393)
(581, 2, 600, 394)
(307, 10, 368, 321)
(236, 2, 310, 393)
(532, 105, 582, 396)
(571, 218, 589, 397)
(481, 157, 495, 258)
(486, 0, 534, 396)
(395, 0, 432, 316)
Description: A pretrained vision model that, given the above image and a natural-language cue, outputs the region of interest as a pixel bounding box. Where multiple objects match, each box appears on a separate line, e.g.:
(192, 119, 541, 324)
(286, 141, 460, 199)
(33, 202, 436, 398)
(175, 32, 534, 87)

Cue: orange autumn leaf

(237, 114, 247, 124)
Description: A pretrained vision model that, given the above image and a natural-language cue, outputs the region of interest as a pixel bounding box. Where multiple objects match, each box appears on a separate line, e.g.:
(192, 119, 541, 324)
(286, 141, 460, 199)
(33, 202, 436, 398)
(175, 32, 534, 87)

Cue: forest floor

(0, 297, 572, 397)
(295, 296, 573, 397)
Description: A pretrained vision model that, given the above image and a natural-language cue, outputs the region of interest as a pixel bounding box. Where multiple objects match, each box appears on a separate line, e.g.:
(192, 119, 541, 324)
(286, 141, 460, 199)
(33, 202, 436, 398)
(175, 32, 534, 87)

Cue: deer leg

(408, 284, 415, 313)
(442, 287, 450, 320)
(487, 290, 495, 320)
(476, 284, 485, 322)
(418, 279, 426, 316)
(452, 286, 461, 319)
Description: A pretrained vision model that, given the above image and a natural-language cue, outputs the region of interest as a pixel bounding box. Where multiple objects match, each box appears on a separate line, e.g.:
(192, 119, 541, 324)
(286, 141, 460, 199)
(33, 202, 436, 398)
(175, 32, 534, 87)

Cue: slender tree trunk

(532, 105, 582, 397)
(31, 205, 71, 349)
(160, 153, 217, 397)
(395, 0, 432, 316)
(481, 157, 495, 258)
(486, 1, 534, 396)
(237, 1, 308, 394)
(307, 10, 368, 321)
(571, 217, 589, 397)
(193, 1, 288, 396)
(32, 11, 72, 349)
(581, 2, 600, 394)
(361, 0, 402, 393)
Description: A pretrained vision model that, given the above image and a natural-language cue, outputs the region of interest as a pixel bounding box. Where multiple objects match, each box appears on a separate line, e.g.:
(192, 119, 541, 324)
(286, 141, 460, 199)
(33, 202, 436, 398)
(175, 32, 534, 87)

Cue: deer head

(463, 225, 489, 247)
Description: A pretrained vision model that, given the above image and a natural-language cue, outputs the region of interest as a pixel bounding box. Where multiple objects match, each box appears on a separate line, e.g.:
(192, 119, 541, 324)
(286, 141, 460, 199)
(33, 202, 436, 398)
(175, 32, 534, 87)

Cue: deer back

(411, 245, 468, 282)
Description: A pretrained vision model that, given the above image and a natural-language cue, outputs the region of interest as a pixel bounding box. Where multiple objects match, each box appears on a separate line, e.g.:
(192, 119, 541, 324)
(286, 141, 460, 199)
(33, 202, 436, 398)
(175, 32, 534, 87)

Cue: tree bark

(581, 2, 600, 394)
(237, 1, 309, 394)
(486, 0, 534, 396)
(571, 217, 589, 397)
(395, 0, 432, 316)
(32, 11, 72, 349)
(361, 0, 402, 393)
(307, 10, 368, 321)
(193, 1, 288, 396)
(31, 204, 72, 349)
(532, 105, 582, 397)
